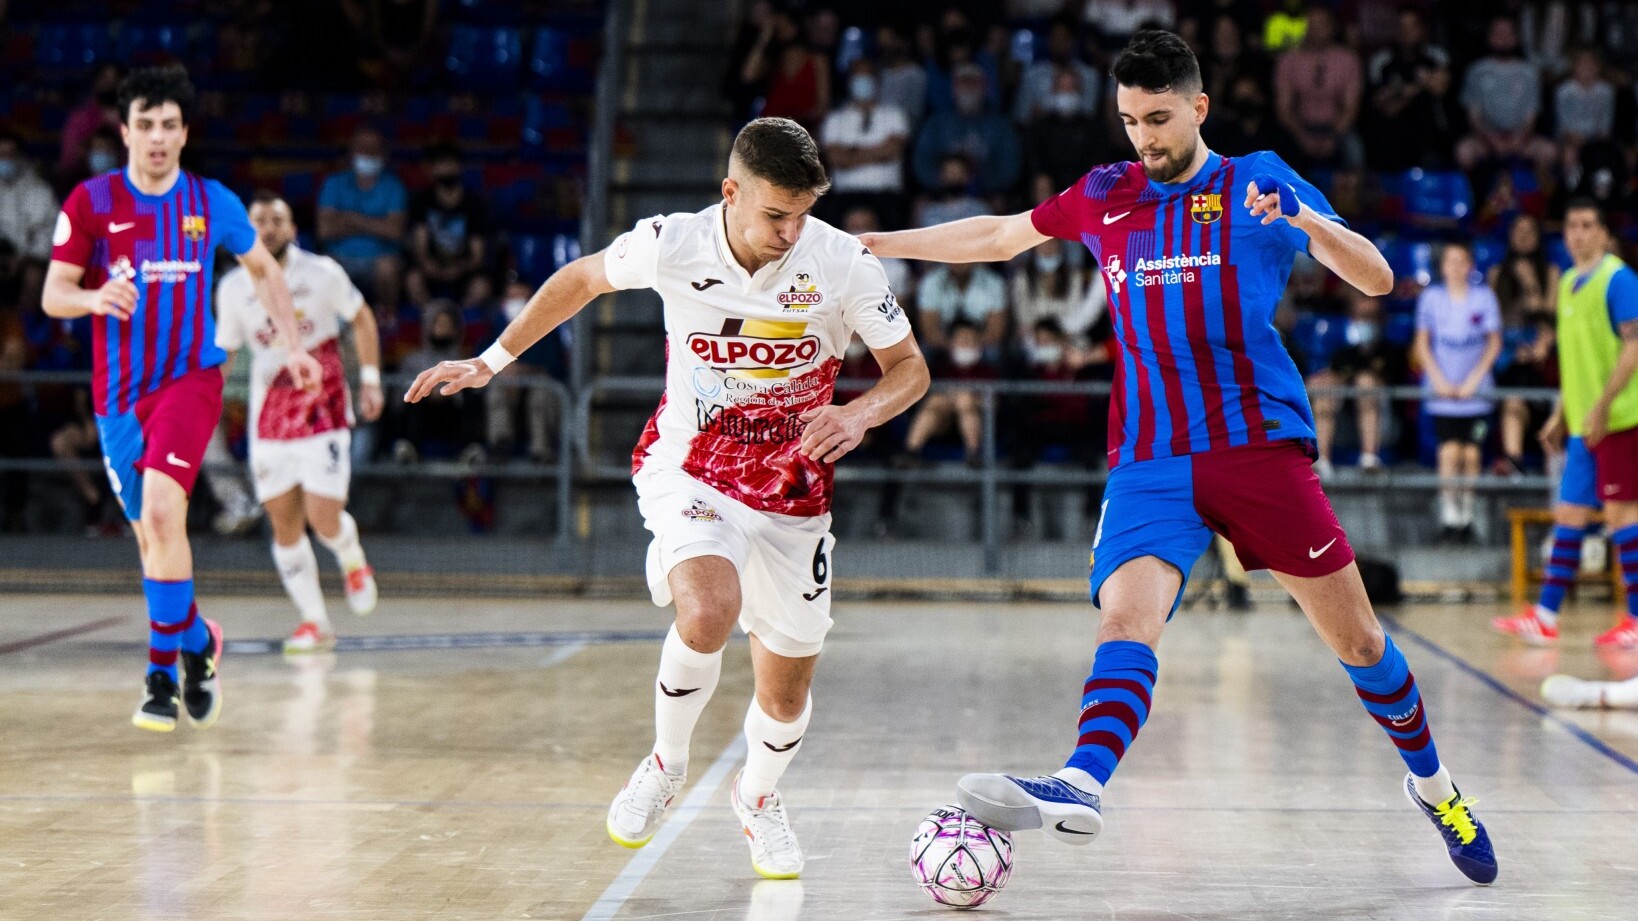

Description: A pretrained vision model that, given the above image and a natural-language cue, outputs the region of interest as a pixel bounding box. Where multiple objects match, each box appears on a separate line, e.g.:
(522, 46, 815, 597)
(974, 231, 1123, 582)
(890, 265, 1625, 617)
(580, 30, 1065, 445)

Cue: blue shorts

(1560, 436, 1598, 509)
(1090, 440, 1354, 616)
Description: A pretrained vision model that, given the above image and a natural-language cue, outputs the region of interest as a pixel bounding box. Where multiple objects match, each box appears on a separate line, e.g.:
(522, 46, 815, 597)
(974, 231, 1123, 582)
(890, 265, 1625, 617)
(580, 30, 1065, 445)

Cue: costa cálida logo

(686, 318, 820, 378)
(776, 271, 824, 309)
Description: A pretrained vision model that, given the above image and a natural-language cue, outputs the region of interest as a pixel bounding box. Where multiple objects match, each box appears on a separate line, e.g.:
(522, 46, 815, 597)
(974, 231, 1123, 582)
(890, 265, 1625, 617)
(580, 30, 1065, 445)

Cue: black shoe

(132, 670, 180, 732)
(180, 618, 224, 728)
(1226, 583, 1253, 611)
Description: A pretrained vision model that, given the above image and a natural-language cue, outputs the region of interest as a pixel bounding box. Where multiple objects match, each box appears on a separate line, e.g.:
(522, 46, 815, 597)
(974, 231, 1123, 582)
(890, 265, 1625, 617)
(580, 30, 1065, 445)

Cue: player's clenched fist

(284, 349, 324, 392)
(798, 404, 870, 463)
(404, 358, 494, 403)
(92, 277, 138, 321)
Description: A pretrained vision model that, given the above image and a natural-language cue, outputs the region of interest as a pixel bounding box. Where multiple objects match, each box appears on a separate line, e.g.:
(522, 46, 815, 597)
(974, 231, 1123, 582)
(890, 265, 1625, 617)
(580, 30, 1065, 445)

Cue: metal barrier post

(980, 388, 999, 576)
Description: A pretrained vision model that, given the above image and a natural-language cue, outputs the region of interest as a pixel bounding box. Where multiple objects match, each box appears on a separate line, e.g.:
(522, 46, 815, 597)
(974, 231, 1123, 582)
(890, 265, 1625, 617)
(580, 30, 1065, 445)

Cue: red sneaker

(283, 621, 336, 655)
(1593, 618, 1638, 649)
(1491, 609, 1560, 645)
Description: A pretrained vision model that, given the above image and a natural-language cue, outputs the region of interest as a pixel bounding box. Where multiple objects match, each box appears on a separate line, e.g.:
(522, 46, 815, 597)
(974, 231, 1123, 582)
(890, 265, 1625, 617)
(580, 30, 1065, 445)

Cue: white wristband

(479, 342, 516, 374)
(359, 365, 381, 387)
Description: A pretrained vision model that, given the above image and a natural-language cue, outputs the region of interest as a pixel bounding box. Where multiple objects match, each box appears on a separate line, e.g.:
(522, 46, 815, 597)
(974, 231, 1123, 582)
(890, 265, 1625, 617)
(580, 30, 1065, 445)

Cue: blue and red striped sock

(1342, 634, 1441, 778)
(1537, 525, 1585, 623)
(143, 578, 197, 681)
(1614, 525, 1638, 620)
(1063, 640, 1157, 785)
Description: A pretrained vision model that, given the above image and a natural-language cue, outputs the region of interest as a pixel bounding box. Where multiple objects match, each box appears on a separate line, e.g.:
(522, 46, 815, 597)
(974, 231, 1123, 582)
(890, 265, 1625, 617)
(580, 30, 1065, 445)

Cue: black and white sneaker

(180, 618, 224, 728)
(132, 670, 180, 732)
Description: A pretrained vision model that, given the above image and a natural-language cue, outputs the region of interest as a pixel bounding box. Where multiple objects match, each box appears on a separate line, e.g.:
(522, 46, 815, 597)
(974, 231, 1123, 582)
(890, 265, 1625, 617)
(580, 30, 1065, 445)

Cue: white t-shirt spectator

(917, 264, 1007, 328)
(1461, 58, 1542, 133)
(821, 102, 910, 193)
(1554, 78, 1614, 140)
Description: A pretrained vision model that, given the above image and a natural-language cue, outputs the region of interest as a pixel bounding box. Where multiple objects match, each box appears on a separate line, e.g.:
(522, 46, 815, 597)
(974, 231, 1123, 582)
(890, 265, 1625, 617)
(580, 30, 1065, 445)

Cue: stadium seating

(446, 26, 525, 92)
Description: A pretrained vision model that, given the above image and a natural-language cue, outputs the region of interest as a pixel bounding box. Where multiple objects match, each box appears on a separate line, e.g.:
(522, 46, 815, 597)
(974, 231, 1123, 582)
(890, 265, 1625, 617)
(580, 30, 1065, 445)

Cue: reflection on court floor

(0, 594, 1634, 920)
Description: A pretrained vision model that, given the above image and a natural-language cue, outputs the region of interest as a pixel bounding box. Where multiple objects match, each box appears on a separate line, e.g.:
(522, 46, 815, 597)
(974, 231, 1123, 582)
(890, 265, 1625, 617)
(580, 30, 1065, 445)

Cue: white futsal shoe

(607, 754, 684, 848)
(731, 772, 804, 879)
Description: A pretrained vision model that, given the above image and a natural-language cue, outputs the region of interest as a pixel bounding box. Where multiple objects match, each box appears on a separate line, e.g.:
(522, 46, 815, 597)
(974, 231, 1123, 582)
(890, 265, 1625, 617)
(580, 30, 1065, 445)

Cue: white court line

(580, 736, 747, 921)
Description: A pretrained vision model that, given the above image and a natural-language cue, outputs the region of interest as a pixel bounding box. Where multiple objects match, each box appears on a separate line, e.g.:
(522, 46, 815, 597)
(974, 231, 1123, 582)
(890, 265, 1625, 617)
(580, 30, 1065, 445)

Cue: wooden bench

(1506, 507, 1622, 607)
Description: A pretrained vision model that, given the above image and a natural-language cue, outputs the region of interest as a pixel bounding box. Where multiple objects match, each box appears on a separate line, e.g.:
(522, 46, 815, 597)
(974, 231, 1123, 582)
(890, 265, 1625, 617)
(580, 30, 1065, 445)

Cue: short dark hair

(426, 142, 462, 165)
(1110, 29, 1202, 96)
(250, 189, 284, 207)
(118, 64, 195, 124)
(730, 117, 830, 195)
(1565, 196, 1608, 229)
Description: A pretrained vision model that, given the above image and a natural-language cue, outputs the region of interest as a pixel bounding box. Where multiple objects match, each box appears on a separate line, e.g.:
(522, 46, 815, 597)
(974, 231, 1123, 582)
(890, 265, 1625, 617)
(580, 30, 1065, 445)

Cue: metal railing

(1, 368, 1567, 570)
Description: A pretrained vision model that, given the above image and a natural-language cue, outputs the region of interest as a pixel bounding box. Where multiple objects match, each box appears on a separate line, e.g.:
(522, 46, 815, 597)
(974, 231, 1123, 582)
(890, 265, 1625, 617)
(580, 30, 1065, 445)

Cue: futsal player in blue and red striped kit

(43, 65, 320, 731)
(863, 31, 1497, 885)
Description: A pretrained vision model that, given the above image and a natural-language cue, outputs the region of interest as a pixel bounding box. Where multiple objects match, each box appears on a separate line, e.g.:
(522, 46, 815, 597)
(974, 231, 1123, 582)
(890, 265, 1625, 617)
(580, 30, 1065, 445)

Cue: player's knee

(673, 608, 733, 652)
(141, 500, 186, 544)
(1341, 627, 1387, 667)
(758, 689, 808, 723)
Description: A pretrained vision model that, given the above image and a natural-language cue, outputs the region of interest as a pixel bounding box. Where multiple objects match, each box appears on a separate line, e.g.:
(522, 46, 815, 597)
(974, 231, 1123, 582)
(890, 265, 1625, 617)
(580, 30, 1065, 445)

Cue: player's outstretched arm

(798, 333, 930, 464)
(858, 212, 1048, 265)
(404, 251, 616, 403)
(1245, 179, 1394, 296)
(239, 240, 323, 390)
(42, 260, 136, 321)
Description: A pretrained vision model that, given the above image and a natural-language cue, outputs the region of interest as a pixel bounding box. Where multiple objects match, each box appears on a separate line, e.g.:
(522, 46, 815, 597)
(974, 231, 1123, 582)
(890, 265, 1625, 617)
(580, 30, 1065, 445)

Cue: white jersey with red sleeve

(215, 245, 365, 441)
(604, 203, 910, 517)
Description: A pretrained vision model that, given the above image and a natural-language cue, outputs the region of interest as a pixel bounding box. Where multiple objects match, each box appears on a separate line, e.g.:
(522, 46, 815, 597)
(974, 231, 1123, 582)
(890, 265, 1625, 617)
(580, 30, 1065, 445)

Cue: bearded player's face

(1116, 85, 1206, 183)
(723, 173, 818, 267)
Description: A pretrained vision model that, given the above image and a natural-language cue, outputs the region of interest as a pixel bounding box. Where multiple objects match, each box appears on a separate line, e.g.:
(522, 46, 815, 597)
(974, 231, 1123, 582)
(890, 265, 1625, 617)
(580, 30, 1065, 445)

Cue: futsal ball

(909, 804, 1014, 908)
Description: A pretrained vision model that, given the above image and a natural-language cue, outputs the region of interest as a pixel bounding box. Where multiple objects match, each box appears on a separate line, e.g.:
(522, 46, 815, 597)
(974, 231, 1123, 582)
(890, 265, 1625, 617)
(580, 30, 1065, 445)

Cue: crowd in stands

(0, 0, 594, 533)
(728, 0, 1638, 528)
(7, 0, 1638, 539)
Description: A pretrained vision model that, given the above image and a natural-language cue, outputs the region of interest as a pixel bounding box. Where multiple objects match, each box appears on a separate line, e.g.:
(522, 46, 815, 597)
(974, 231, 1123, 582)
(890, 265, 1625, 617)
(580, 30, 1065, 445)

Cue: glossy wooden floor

(2, 592, 1635, 920)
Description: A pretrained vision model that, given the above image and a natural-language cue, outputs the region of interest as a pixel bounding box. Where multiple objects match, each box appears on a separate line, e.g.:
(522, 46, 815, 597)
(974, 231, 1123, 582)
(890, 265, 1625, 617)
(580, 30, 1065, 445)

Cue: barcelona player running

(861, 32, 1497, 884)
(43, 66, 319, 731)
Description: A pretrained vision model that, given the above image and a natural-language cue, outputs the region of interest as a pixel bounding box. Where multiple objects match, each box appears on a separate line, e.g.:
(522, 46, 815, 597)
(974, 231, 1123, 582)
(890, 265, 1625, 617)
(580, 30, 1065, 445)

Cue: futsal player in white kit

(405, 118, 929, 878)
(217, 191, 382, 654)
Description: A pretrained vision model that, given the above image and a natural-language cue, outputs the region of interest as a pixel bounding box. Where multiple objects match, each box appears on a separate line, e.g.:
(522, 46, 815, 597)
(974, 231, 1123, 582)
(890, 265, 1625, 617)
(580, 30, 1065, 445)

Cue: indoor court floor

(2, 592, 1635, 920)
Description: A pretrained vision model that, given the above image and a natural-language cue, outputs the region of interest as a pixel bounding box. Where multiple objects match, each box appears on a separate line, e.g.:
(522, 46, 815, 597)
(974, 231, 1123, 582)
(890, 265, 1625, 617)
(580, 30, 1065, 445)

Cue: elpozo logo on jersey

(776, 271, 823, 312)
(687, 318, 819, 379)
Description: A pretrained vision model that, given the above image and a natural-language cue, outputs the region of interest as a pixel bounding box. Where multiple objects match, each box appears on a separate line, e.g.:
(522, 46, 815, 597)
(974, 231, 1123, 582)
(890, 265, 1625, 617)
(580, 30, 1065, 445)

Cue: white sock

(738, 695, 811, 802)
(272, 536, 329, 627)
(1052, 767, 1103, 796)
(1412, 763, 1458, 806)
(1438, 492, 1460, 527)
(1456, 490, 1475, 527)
(652, 623, 722, 776)
(315, 511, 366, 572)
(1534, 604, 1559, 628)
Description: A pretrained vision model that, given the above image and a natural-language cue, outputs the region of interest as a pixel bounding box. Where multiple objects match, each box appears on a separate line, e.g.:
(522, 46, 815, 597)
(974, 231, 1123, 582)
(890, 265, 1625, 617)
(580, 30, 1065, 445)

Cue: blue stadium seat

(1470, 235, 1506, 275)
(512, 234, 553, 284)
(117, 23, 188, 65)
(448, 0, 524, 25)
(1399, 169, 1472, 228)
(837, 27, 869, 74)
(529, 27, 595, 92)
(1405, 240, 1436, 286)
(1010, 28, 1036, 65)
(1384, 307, 1417, 346)
(1293, 313, 1348, 374)
(34, 23, 110, 77)
(522, 97, 571, 147)
(551, 233, 582, 272)
(447, 26, 523, 91)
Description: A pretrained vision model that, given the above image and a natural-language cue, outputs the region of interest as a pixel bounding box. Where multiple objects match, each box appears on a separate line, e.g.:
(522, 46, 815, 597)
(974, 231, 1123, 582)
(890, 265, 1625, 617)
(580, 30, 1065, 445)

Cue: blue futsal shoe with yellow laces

(1404, 774, 1498, 885)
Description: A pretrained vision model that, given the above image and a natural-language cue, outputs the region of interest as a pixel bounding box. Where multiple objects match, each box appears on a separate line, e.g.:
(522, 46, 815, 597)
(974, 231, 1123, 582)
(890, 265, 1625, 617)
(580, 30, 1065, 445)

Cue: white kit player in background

(406, 118, 930, 879)
(216, 192, 382, 654)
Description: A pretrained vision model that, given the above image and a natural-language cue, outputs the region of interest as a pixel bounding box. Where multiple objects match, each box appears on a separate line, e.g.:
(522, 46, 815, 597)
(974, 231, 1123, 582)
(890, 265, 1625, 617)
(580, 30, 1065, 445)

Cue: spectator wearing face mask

(1022, 70, 1112, 192)
(407, 142, 488, 306)
(484, 277, 566, 464)
(913, 63, 1021, 195)
(0, 129, 57, 317)
(318, 125, 408, 313)
(1013, 17, 1102, 123)
(1009, 237, 1093, 347)
(1005, 317, 1100, 536)
(914, 154, 992, 229)
(1308, 292, 1406, 478)
(55, 63, 122, 187)
(820, 58, 910, 230)
(392, 300, 486, 464)
(917, 259, 1007, 355)
(901, 320, 995, 467)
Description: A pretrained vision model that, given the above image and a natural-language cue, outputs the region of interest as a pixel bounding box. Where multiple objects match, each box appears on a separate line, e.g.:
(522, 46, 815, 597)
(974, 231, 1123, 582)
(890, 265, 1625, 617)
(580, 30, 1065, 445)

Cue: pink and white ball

(909, 805, 1014, 908)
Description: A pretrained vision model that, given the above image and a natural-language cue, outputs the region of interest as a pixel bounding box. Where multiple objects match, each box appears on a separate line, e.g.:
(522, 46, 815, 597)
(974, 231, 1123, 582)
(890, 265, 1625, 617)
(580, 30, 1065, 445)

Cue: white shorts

(635, 467, 834, 658)
(250, 430, 351, 503)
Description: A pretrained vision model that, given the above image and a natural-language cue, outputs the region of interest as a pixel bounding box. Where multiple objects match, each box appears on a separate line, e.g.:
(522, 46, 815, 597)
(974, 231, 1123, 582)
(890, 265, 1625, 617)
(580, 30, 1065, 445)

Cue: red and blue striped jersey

(1032, 150, 1342, 468)
(51, 169, 256, 417)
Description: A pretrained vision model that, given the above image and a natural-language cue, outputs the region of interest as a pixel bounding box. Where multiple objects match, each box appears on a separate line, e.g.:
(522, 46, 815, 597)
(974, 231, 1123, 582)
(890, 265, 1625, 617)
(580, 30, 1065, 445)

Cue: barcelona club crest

(1189, 193, 1222, 224)
(181, 215, 207, 241)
